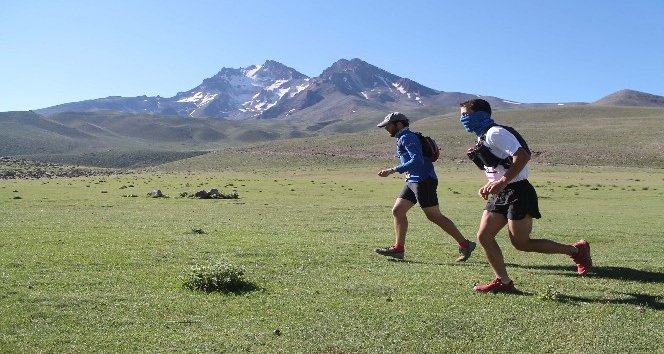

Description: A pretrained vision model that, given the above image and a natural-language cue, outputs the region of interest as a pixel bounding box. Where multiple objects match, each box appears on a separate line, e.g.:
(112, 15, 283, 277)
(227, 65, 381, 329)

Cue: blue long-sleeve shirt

(394, 127, 437, 182)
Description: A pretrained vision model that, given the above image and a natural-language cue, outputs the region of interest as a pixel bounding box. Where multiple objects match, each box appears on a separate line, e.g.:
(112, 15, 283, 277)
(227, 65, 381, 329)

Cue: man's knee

(510, 238, 529, 251)
(476, 232, 494, 246)
(423, 208, 443, 222)
(476, 211, 506, 244)
(510, 236, 535, 251)
(508, 219, 533, 251)
(392, 206, 408, 219)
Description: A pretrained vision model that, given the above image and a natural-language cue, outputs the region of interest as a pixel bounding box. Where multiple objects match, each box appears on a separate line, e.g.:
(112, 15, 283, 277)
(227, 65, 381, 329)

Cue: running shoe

(570, 239, 592, 274)
(374, 246, 404, 259)
(456, 240, 477, 262)
(473, 278, 516, 293)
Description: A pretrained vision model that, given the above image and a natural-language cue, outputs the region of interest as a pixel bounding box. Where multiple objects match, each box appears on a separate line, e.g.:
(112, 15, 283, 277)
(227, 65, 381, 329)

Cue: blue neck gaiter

(460, 111, 495, 136)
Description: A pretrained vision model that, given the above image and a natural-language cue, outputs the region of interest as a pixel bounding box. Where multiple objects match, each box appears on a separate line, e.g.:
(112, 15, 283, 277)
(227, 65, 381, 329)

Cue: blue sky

(1, 0, 663, 112)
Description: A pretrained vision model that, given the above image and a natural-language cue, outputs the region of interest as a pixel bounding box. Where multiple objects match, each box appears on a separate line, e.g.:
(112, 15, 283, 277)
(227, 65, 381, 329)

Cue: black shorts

(398, 178, 439, 208)
(485, 179, 542, 220)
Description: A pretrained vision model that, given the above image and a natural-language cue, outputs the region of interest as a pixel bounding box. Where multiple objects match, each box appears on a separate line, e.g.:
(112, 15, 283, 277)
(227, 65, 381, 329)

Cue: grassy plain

(1, 159, 663, 353)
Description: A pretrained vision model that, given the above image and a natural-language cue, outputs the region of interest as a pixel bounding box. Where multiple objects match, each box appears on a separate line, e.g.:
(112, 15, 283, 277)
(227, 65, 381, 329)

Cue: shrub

(179, 189, 239, 199)
(179, 261, 252, 293)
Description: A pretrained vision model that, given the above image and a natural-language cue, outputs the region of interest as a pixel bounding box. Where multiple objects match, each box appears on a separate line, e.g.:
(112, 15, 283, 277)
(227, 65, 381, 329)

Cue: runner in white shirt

(481, 126, 529, 183)
(459, 98, 592, 293)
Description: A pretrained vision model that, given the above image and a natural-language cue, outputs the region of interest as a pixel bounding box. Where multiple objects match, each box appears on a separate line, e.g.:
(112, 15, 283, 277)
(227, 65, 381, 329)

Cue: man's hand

(478, 182, 492, 200)
(478, 178, 508, 199)
(478, 147, 529, 199)
(378, 168, 396, 177)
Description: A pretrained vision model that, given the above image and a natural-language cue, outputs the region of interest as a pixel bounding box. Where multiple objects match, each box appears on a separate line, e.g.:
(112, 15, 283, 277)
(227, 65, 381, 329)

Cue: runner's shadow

(386, 259, 662, 307)
(506, 264, 664, 283)
(554, 292, 664, 310)
(505, 264, 664, 310)
(387, 258, 479, 267)
(387, 258, 443, 265)
(589, 266, 664, 283)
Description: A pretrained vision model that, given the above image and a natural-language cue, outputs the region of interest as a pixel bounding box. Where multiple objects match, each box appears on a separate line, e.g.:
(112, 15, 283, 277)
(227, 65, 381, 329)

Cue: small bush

(539, 285, 559, 300)
(179, 189, 239, 199)
(180, 261, 253, 293)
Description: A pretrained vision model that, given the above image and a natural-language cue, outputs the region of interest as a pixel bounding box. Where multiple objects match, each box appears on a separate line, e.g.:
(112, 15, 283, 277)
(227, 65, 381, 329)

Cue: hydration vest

(467, 125, 531, 170)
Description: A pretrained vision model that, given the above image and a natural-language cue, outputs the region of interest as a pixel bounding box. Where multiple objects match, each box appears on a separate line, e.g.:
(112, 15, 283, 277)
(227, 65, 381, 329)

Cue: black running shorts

(397, 178, 439, 208)
(485, 179, 542, 220)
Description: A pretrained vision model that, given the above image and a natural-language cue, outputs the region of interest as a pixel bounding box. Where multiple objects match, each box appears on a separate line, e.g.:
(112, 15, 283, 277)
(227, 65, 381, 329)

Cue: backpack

(412, 132, 441, 162)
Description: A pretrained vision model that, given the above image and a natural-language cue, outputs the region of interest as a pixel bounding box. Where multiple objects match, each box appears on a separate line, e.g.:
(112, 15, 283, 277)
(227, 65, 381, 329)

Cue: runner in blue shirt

(375, 112, 476, 261)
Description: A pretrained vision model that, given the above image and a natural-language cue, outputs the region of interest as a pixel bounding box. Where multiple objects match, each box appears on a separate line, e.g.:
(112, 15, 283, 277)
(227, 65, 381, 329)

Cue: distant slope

(1, 109, 368, 166)
(593, 89, 664, 106)
(1, 110, 303, 154)
(0, 111, 96, 155)
(159, 105, 664, 170)
(3, 106, 664, 168)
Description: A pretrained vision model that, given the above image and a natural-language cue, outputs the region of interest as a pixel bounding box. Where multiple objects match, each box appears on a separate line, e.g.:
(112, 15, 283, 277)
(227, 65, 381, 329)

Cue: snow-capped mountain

(259, 59, 444, 119)
(169, 60, 311, 119)
(33, 58, 559, 119)
(36, 60, 313, 119)
(320, 58, 439, 101)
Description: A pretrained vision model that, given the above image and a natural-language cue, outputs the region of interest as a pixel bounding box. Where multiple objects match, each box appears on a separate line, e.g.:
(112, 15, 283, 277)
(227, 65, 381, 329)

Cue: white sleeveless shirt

(480, 126, 529, 183)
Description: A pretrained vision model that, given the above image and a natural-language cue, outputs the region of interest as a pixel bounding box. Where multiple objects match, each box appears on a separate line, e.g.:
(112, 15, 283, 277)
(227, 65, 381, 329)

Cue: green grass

(1, 162, 663, 353)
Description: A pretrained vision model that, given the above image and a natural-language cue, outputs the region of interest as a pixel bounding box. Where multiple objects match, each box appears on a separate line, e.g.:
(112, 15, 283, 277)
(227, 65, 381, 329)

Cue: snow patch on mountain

(177, 92, 218, 105)
(292, 82, 310, 97)
(393, 83, 407, 95)
(227, 74, 254, 89)
(378, 76, 393, 91)
(267, 80, 287, 91)
(244, 65, 263, 78)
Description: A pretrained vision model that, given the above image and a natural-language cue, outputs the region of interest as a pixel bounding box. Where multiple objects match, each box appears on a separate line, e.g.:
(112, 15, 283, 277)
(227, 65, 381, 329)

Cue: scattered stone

(194, 190, 211, 199)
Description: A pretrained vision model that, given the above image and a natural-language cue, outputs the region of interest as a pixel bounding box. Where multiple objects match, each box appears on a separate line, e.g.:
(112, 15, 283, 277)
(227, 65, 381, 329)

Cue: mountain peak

(317, 58, 438, 101)
(593, 89, 664, 106)
(321, 58, 381, 77)
(243, 60, 308, 81)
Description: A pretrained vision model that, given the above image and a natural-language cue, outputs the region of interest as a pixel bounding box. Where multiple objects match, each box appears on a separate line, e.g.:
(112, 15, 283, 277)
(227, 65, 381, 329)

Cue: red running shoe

(571, 239, 592, 274)
(473, 278, 516, 293)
